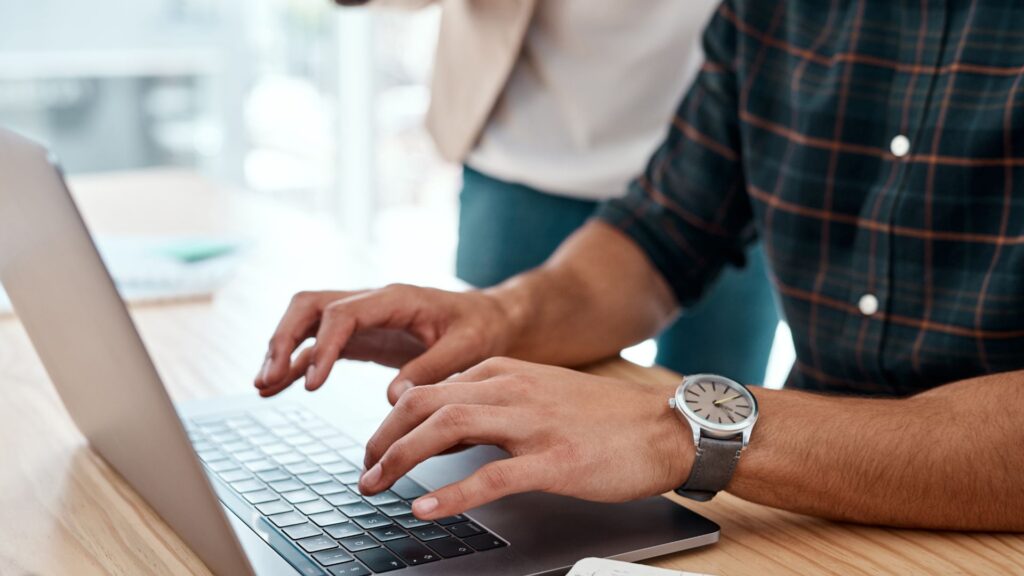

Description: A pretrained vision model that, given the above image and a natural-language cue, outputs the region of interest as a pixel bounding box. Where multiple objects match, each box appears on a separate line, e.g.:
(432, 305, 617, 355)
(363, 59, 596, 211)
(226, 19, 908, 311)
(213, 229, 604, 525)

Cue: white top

(466, 0, 720, 200)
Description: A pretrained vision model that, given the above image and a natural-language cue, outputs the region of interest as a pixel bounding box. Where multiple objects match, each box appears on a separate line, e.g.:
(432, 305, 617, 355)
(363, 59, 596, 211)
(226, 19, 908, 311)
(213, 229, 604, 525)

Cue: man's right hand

(253, 285, 517, 404)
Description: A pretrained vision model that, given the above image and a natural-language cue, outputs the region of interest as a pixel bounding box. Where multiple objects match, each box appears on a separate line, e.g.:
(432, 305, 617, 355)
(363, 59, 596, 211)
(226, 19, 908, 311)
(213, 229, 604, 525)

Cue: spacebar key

(354, 548, 406, 573)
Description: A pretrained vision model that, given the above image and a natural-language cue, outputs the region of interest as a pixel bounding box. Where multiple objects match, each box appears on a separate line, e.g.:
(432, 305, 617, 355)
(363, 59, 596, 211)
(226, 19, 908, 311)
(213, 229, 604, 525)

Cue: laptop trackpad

(410, 445, 718, 571)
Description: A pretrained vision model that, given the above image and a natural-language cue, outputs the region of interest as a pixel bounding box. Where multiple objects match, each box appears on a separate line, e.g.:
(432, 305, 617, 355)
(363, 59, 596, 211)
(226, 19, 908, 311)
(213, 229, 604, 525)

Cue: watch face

(679, 375, 755, 428)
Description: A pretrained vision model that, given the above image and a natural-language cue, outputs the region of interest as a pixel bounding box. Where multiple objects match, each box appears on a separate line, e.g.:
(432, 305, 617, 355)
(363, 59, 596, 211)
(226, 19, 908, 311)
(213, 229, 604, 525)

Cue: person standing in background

(338, 0, 779, 383)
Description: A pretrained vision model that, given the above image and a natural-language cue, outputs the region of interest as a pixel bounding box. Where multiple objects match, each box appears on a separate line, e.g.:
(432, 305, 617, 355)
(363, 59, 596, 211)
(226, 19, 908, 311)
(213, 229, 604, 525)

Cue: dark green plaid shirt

(596, 0, 1024, 396)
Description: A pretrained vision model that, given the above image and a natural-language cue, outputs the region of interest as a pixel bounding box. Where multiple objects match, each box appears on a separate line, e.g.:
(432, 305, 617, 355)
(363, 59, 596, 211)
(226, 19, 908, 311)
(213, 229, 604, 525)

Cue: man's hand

(254, 286, 518, 403)
(357, 357, 693, 520)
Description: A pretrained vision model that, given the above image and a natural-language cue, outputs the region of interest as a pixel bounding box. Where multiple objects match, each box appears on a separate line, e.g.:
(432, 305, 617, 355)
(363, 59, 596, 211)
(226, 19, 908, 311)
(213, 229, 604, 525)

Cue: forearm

(730, 371, 1024, 530)
(486, 221, 678, 367)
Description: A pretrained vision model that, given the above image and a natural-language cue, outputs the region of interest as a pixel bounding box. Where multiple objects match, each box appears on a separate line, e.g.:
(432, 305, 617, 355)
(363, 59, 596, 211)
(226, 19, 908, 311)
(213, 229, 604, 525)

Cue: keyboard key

(312, 547, 354, 567)
(284, 489, 318, 504)
(436, 514, 468, 526)
(298, 471, 333, 485)
(311, 481, 348, 496)
(297, 535, 339, 553)
(335, 471, 362, 485)
(387, 538, 441, 566)
(323, 436, 357, 449)
(234, 450, 264, 463)
(362, 491, 399, 506)
(353, 514, 393, 529)
(447, 521, 485, 539)
(210, 432, 243, 444)
(286, 462, 319, 476)
(409, 525, 448, 541)
(256, 501, 292, 516)
(310, 452, 343, 465)
(391, 477, 428, 500)
(275, 425, 302, 437)
(235, 425, 266, 438)
(260, 442, 291, 456)
(304, 425, 337, 440)
(269, 511, 307, 528)
(271, 452, 306, 466)
(463, 533, 506, 551)
(339, 502, 375, 518)
(354, 548, 406, 573)
(328, 563, 370, 576)
(323, 461, 357, 475)
(257, 468, 290, 483)
(268, 479, 304, 493)
(338, 534, 379, 552)
(191, 441, 213, 452)
(207, 459, 238, 473)
(218, 469, 252, 483)
(309, 511, 348, 527)
(242, 490, 279, 505)
(243, 459, 277, 473)
(369, 526, 408, 542)
(283, 523, 322, 540)
(428, 536, 473, 558)
(325, 490, 363, 507)
(223, 441, 252, 454)
(284, 434, 315, 446)
(394, 515, 431, 529)
(253, 411, 289, 427)
(377, 502, 412, 517)
(297, 443, 330, 457)
(325, 523, 365, 539)
(230, 479, 265, 494)
(297, 499, 334, 515)
(248, 433, 278, 446)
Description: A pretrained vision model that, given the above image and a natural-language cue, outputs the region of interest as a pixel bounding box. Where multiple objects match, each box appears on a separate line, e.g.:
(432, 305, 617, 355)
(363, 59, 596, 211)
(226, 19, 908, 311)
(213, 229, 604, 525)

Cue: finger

(257, 347, 315, 397)
(258, 291, 345, 387)
(444, 356, 523, 384)
(359, 404, 512, 495)
(305, 287, 426, 391)
(363, 382, 505, 469)
(410, 457, 548, 519)
(386, 334, 485, 405)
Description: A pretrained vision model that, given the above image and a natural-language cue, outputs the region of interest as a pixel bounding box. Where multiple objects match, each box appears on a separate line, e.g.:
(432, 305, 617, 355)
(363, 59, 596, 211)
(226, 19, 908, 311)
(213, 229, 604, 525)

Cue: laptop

(0, 127, 719, 576)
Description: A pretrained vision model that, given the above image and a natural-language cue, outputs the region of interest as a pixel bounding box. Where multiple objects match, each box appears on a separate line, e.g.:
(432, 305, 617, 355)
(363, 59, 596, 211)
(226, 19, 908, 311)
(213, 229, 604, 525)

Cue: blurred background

(0, 0, 456, 277)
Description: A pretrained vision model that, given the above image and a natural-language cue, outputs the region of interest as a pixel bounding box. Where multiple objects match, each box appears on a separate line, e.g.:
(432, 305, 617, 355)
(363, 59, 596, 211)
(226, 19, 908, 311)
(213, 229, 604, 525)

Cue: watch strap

(675, 436, 743, 502)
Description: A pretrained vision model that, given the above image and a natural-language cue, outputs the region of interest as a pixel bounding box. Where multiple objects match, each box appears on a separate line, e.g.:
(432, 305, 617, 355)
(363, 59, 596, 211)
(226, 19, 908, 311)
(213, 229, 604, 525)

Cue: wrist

(481, 270, 547, 358)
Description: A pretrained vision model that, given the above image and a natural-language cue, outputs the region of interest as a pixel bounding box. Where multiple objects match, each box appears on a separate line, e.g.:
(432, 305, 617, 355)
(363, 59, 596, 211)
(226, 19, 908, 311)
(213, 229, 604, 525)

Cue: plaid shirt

(596, 0, 1024, 396)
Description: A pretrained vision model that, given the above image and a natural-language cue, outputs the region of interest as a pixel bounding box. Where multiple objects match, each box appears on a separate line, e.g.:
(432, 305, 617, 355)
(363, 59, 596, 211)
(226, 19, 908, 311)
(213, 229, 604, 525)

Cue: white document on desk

(0, 236, 242, 316)
(569, 557, 715, 576)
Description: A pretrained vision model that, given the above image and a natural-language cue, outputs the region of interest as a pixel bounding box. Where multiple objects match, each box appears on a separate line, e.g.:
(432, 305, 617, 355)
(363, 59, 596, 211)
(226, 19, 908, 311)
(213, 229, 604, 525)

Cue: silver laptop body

(0, 127, 719, 576)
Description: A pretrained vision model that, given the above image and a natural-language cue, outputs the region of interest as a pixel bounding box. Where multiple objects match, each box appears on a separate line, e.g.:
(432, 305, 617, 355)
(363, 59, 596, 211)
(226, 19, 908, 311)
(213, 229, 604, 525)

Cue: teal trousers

(456, 166, 779, 384)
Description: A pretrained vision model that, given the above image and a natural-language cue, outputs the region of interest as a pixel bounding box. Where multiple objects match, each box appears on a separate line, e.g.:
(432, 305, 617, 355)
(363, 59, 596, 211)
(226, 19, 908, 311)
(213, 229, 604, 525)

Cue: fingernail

(360, 463, 381, 489)
(258, 358, 271, 386)
(413, 496, 438, 516)
(305, 365, 316, 389)
(396, 379, 414, 395)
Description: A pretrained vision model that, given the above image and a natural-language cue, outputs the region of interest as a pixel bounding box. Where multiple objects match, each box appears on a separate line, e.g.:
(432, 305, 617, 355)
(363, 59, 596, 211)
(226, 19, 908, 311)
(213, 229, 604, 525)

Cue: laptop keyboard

(185, 406, 506, 575)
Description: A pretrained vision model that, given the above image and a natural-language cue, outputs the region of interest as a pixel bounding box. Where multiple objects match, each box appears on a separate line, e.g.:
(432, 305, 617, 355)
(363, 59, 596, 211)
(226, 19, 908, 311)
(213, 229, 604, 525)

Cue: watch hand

(713, 393, 742, 406)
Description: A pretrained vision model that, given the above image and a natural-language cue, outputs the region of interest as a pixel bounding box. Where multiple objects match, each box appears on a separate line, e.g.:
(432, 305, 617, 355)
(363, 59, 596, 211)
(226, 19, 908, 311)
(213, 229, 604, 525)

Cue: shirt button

(858, 294, 879, 316)
(890, 134, 910, 158)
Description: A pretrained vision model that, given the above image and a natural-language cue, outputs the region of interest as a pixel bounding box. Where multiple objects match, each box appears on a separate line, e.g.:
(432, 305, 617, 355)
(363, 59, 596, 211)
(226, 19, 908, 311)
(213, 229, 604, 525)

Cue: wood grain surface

(0, 171, 1020, 575)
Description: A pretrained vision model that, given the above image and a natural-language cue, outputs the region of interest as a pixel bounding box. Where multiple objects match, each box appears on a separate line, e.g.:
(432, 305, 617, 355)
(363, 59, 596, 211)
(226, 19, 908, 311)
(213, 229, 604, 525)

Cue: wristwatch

(668, 374, 758, 502)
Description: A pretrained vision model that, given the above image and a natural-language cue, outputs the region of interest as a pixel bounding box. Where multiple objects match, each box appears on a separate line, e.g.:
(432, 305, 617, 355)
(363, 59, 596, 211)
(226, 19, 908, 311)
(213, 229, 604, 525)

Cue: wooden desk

(0, 171, 1020, 575)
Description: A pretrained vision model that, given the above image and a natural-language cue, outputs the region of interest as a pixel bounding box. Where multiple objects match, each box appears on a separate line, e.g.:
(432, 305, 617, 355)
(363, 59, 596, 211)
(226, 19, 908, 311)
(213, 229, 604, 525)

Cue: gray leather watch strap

(675, 436, 743, 502)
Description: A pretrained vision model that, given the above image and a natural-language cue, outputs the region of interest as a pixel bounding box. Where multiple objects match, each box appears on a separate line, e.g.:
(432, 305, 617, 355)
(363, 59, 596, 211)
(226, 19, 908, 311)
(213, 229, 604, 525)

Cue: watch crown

(668, 398, 676, 409)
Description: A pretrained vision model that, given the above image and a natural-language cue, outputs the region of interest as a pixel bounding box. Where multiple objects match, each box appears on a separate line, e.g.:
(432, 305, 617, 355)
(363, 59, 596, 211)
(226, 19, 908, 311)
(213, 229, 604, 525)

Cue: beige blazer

(346, 0, 538, 162)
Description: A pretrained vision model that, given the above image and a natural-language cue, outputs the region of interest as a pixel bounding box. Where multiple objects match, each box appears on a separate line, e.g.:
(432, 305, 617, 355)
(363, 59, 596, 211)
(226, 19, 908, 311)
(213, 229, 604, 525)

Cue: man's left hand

(358, 357, 694, 519)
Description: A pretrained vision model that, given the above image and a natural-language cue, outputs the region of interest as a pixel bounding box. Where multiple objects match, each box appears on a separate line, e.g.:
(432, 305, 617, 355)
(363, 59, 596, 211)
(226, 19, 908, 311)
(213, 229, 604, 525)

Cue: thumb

(387, 335, 479, 405)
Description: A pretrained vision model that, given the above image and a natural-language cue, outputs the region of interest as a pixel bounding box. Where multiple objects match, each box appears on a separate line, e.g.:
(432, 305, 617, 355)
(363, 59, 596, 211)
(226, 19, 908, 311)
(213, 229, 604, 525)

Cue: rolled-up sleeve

(594, 1, 754, 308)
